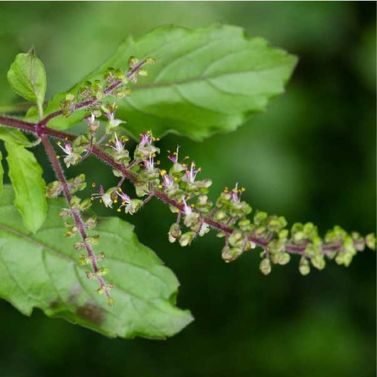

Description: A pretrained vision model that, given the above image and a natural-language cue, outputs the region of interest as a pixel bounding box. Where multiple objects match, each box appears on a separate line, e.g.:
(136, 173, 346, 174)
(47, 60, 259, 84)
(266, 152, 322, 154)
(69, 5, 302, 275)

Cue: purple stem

(38, 59, 147, 127)
(0, 114, 355, 257)
(0, 116, 35, 133)
(40, 134, 110, 298)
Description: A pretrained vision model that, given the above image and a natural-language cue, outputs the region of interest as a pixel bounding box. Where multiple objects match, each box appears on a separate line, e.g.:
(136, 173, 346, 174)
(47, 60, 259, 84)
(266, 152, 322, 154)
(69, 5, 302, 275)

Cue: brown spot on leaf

(76, 302, 105, 325)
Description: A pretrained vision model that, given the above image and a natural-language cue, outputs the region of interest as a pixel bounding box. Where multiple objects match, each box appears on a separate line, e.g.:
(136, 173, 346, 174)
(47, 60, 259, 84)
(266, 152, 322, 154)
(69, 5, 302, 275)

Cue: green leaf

(7, 50, 47, 117)
(0, 151, 3, 192)
(5, 142, 47, 233)
(0, 185, 192, 339)
(0, 126, 33, 147)
(42, 25, 297, 141)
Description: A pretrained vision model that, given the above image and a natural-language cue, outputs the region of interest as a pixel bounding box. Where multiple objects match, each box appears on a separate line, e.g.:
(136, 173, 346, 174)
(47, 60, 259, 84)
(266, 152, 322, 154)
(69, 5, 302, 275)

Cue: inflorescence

(1, 56, 375, 304)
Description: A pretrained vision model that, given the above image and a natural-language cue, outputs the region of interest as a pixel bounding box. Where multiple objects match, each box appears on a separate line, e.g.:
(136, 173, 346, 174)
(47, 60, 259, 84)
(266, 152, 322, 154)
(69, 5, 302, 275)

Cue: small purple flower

(58, 142, 73, 156)
(91, 185, 113, 208)
(162, 174, 174, 189)
(140, 132, 152, 146)
(230, 183, 243, 203)
(110, 133, 124, 153)
(92, 185, 105, 198)
(116, 190, 142, 214)
(143, 156, 155, 171)
(85, 112, 100, 134)
(168, 146, 180, 164)
(85, 112, 96, 125)
(105, 111, 123, 128)
(104, 111, 112, 121)
(182, 198, 192, 216)
(117, 190, 131, 204)
(57, 142, 81, 167)
(185, 162, 200, 183)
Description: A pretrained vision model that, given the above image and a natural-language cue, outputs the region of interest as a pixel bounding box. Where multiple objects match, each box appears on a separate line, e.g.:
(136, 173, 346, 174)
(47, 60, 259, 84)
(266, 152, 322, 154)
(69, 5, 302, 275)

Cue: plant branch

(38, 59, 147, 127)
(0, 114, 360, 258)
(40, 134, 110, 298)
(0, 116, 36, 134)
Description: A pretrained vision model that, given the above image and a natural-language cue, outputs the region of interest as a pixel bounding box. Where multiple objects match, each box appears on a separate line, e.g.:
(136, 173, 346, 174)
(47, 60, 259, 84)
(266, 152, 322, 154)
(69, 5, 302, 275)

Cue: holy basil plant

(0, 25, 374, 340)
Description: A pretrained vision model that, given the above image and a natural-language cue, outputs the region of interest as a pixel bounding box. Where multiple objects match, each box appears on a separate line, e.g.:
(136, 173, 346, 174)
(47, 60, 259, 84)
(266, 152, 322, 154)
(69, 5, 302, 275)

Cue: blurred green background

(0, 2, 375, 377)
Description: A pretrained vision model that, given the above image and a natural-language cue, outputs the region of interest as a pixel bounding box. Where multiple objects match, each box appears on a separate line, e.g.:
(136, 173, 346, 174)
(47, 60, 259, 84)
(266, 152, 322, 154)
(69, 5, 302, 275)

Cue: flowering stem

(0, 115, 365, 257)
(37, 59, 147, 127)
(40, 134, 110, 298)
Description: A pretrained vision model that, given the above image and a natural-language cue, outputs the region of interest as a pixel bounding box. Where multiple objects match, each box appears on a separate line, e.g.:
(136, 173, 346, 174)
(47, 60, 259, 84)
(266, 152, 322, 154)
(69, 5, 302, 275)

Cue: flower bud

(243, 240, 256, 251)
(221, 245, 243, 263)
(85, 235, 100, 245)
(278, 229, 289, 240)
(135, 182, 149, 197)
(46, 181, 63, 198)
(64, 227, 77, 238)
(85, 217, 97, 230)
(311, 255, 326, 270)
(74, 241, 86, 250)
(68, 174, 87, 194)
(116, 87, 132, 98)
(168, 223, 182, 243)
(254, 211, 268, 226)
(238, 219, 252, 232)
(102, 192, 114, 208)
(259, 258, 271, 275)
(145, 57, 156, 65)
(214, 210, 227, 222)
(291, 223, 305, 242)
(299, 257, 310, 276)
(79, 198, 92, 212)
(124, 199, 143, 215)
(183, 213, 200, 228)
(335, 252, 351, 267)
(179, 232, 195, 247)
(87, 272, 96, 280)
(274, 252, 290, 265)
(228, 231, 243, 248)
(97, 267, 109, 276)
(61, 93, 75, 116)
(128, 56, 139, 68)
(79, 255, 90, 266)
(366, 233, 376, 250)
(59, 208, 71, 218)
(198, 223, 210, 237)
(267, 216, 287, 232)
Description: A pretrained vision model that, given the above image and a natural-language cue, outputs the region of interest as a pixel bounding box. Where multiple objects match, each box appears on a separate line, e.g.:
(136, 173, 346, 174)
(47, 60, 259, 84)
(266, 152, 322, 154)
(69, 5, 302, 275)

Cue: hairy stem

(0, 114, 353, 257)
(40, 134, 110, 297)
(0, 116, 35, 134)
(38, 60, 147, 127)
